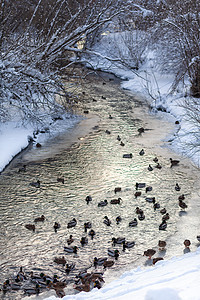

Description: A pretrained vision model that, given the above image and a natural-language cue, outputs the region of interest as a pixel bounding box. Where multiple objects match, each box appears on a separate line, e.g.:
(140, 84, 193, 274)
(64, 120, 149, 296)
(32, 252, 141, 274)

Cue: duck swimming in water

(67, 218, 77, 228)
(116, 216, 122, 224)
(159, 220, 167, 230)
(170, 158, 180, 167)
(53, 222, 61, 232)
(29, 180, 40, 188)
(25, 224, 35, 232)
(64, 245, 78, 254)
(175, 183, 181, 191)
(129, 218, 138, 227)
(67, 235, 74, 245)
(85, 195, 92, 204)
(98, 200, 108, 207)
(179, 199, 187, 210)
(88, 229, 96, 240)
(34, 215, 45, 222)
(84, 221, 92, 232)
(54, 256, 66, 266)
(103, 216, 111, 226)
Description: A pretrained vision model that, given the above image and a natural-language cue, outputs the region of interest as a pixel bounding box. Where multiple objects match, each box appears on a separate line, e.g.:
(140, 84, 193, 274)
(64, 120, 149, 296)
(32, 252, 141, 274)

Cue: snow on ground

(1, 30, 200, 300)
(82, 31, 200, 167)
(44, 247, 200, 300)
(0, 114, 82, 173)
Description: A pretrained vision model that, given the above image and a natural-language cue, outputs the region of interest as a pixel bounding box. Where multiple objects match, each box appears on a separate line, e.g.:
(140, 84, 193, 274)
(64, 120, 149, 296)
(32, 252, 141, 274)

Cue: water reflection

(0, 72, 197, 299)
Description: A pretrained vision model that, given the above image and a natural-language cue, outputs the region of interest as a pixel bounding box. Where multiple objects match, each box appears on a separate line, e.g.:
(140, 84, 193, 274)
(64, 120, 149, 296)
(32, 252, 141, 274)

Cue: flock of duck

(1, 120, 200, 299)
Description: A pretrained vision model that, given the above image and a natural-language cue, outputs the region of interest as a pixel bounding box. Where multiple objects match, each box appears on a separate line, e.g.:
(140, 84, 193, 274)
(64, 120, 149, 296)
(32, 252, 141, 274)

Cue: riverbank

(1, 70, 200, 300)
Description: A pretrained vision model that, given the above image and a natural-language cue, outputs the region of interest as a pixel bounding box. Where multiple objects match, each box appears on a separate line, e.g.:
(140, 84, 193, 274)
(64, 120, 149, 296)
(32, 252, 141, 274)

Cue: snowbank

(82, 31, 200, 167)
(0, 114, 82, 173)
(44, 247, 200, 300)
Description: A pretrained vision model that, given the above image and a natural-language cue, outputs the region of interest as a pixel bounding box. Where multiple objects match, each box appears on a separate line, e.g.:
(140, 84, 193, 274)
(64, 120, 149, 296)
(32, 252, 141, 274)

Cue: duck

(145, 197, 155, 203)
(25, 224, 35, 232)
(120, 141, 125, 146)
(155, 163, 162, 169)
(53, 281, 67, 297)
(29, 180, 40, 188)
(103, 260, 114, 269)
(88, 229, 96, 239)
(178, 194, 185, 201)
(123, 153, 133, 158)
(94, 279, 102, 289)
(162, 213, 170, 221)
(122, 241, 135, 251)
(136, 182, 146, 189)
(93, 257, 107, 268)
(179, 199, 187, 210)
(108, 249, 119, 260)
(84, 221, 92, 232)
(146, 186, 152, 193)
(153, 257, 164, 265)
(80, 237, 88, 246)
(148, 164, 153, 171)
(117, 135, 121, 141)
(153, 157, 158, 163)
(105, 129, 111, 134)
(184, 239, 191, 248)
(197, 235, 200, 242)
(170, 158, 180, 167)
(98, 200, 108, 207)
(109, 114, 113, 119)
(153, 202, 160, 210)
(158, 240, 166, 250)
(175, 183, 181, 191)
(57, 177, 64, 184)
(138, 127, 144, 134)
(136, 207, 143, 215)
(85, 195, 92, 204)
(116, 216, 122, 224)
(114, 187, 121, 193)
(112, 237, 125, 246)
(159, 220, 167, 230)
(34, 215, 45, 222)
(36, 142, 42, 148)
(67, 234, 74, 245)
(135, 191, 142, 198)
(103, 216, 111, 226)
(53, 222, 61, 232)
(65, 263, 75, 275)
(54, 256, 66, 266)
(73, 282, 91, 292)
(18, 165, 26, 172)
(24, 283, 40, 295)
(67, 218, 77, 228)
(138, 213, 145, 221)
(139, 149, 145, 156)
(129, 218, 138, 227)
(64, 245, 78, 254)
(143, 249, 156, 259)
(16, 267, 27, 281)
(160, 208, 167, 214)
(110, 198, 121, 204)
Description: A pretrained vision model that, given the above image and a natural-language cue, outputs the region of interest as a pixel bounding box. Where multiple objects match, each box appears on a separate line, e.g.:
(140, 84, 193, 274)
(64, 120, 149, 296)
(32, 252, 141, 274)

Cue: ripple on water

(0, 73, 198, 299)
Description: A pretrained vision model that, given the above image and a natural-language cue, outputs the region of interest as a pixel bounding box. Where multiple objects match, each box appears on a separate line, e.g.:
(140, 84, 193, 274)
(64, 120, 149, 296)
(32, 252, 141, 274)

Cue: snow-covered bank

(0, 114, 82, 173)
(44, 247, 200, 300)
(82, 32, 200, 167)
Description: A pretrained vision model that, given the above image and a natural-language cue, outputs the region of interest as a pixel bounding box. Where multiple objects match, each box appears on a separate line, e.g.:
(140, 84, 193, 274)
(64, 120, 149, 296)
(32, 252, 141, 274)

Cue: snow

(81, 31, 200, 167)
(0, 114, 82, 173)
(1, 29, 200, 300)
(44, 247, 200, 300)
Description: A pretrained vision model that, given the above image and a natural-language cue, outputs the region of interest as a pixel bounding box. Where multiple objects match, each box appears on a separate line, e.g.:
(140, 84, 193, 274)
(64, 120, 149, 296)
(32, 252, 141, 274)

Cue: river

(0, 70, 199, 299)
